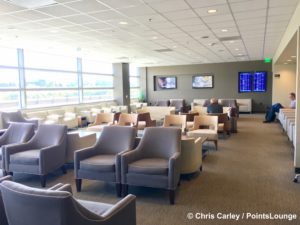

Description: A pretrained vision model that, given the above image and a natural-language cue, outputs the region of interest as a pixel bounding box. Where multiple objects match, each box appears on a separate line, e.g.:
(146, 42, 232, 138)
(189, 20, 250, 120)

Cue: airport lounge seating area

(1, 0, 300, 224)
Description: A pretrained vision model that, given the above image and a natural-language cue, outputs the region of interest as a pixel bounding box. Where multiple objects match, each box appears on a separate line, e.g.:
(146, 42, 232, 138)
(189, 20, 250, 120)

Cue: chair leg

(169, 190, 175, 205)
(200, 165, 203, 171)
(116, 183, 121, 197)
(40, 175, 47, 187)
(122, 184, 128, 197)
(214, 140, 218, 150)
(75, 179, 82, 192)
(61, 165, 67, 174)
(177, 179, 181, 187)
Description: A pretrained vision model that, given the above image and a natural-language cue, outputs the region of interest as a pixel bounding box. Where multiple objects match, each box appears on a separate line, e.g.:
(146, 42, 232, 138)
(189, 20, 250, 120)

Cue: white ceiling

(0, 0, 299, 66)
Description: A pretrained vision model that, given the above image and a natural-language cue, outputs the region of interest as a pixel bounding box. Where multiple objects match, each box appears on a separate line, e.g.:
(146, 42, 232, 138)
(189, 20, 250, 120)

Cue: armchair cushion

(10, 149, 40, 165)
(187, 129, 217, 140)
(128, 158, 168, 175)
(80, 154, 115, 172)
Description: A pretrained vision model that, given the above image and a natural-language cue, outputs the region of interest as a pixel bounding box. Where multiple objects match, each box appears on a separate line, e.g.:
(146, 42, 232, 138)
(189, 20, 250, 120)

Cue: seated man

(263, 92, 296, 123)
(207, 98, 223, 114)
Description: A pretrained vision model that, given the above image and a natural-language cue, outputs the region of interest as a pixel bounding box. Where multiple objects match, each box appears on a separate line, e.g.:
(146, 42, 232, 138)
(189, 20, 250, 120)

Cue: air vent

(154, 49, 173, 53)
(5, 0, 58, 9)
(219, 36, 241, 42)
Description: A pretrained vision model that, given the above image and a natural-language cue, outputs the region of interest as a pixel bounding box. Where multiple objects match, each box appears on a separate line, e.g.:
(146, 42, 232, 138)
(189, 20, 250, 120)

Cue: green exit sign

(264, 58, 272, 63)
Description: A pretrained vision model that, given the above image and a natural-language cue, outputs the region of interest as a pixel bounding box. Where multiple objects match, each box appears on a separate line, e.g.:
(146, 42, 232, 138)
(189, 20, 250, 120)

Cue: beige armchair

(117, 113, 138, 127)
(163, 115, 186, 133)
(87, 113, 114, 132)
(187, 115, 218, 150)
(181, 137, 205, 176)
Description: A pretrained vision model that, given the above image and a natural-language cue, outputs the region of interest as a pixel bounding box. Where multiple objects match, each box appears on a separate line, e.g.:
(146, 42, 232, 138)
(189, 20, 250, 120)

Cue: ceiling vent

(219, 36, 241, 42)
(5, 0, 58, 9)
(154, 48, 173, 53)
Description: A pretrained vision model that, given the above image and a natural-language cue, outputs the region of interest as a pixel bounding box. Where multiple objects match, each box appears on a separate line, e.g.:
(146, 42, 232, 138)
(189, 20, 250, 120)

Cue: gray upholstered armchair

(121, 127, 181, 204)
(0, 123, 35, 174)
(4, 124, 67, 187)
(0, 175, 12, 225)
(0, 180, 136, 225)
(1, 111, 38, 129)
(74, 126, 136, 197)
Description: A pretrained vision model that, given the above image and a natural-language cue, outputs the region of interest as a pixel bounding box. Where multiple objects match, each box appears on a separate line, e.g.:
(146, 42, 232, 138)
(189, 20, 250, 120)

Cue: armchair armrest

(101, 194, 136, 222)
(120, 150, 142, 183)
(39, 144, 66, 174)
(0, 175, 12, 183)
(4, 142, 33, 156)
(48, 183, 73, 193)
(168, 152, 181, 189)
(74, 146, 98, 171)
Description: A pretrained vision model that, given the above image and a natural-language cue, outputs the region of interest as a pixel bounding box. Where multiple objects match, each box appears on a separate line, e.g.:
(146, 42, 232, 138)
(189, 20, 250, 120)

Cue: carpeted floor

(11, 114, 300, 225)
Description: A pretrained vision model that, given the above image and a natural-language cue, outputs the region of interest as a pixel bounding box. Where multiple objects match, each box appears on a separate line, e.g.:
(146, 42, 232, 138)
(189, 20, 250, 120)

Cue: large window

(129, 64, 140, 99)
(0, 67, 20, 109)
(25, 70, 78, 89)
(0, 47, 114, 109)
(81, 59, 114, 103)
(0, 47, 18, 67)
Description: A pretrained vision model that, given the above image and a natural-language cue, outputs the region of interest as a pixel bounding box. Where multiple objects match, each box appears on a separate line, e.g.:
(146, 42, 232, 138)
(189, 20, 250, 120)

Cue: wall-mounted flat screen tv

(156, 76, 177, 90)
(253, 71, 267, 92)
(239, 72, 252, 93)
(192, 75, 214, 88)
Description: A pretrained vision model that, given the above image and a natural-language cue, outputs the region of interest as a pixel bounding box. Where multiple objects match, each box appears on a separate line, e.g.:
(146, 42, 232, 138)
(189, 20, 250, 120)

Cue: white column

(294, 27, 300, 172)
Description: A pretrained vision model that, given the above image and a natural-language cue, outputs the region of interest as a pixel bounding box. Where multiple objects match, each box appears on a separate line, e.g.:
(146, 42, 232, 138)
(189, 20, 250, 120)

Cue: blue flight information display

(253, 71, 267, 92)
(239, 72, 252, 92)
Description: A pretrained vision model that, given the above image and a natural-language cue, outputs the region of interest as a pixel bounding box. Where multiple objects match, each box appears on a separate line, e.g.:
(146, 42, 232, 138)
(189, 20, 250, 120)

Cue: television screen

(239, 72, 252, 93)
(192, 75, 214, 88)
(253, 71, 267, 92)
(156, 76, 177, 89)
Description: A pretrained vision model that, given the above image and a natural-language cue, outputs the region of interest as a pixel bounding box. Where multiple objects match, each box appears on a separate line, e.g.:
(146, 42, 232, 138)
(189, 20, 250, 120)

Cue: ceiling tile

(186, 0, 227, 8)
(37, 5, 79, 17)
(230, 0, 268, 13)
(147, 0, 190, 13)
(164, 9, 198, 20)
(65, 0, 109, 13)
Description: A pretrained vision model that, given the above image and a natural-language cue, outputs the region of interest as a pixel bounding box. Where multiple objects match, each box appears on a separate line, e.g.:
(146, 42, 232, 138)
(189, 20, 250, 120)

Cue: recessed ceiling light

(287, 59, 292, 62)
(152, 36, 158, 39)
(208, 43, 216, 46)
(119, 21, 128, 25)
(235, 48, 239, 51)
(173, 45, 177, 48)
(221, 29, 228, 32)
(229, 40, 235, 44)
(284, 62, 288, 64)
(238, 53, 243, 56)
(207, 9, 217, 14)
(291, 55, 296, 58)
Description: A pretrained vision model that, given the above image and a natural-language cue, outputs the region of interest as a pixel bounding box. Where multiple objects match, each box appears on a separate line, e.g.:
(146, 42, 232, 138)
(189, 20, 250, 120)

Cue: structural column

(294, 27, 300, 172)
(113, 63, 130, 107)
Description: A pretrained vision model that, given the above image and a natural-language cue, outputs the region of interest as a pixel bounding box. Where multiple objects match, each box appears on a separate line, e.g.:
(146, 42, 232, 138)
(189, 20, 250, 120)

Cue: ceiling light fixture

(287, 59, 292, 62)
(207, 9, 217, 14)
(119, 21, 128, 25)
(50, 29, 59, 33)
(208, 43, 216, 46)
(235, 48, 239, 51)
(291, 55, 296, 58)
(221, 29, 228, 32)
(229, 40, 235, 44)
(152, 36, 158, 40)
(173, 45, 177, 48)
(284, 62, 288, 64)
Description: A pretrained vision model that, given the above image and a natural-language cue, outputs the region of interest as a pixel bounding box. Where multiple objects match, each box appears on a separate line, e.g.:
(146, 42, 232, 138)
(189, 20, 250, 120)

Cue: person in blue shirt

(207, 98, 223, 114)
(263, 92, 296, 123)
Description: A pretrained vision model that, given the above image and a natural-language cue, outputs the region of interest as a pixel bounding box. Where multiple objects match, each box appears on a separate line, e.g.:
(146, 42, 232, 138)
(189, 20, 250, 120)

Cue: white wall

(272, 64, 296, 106)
